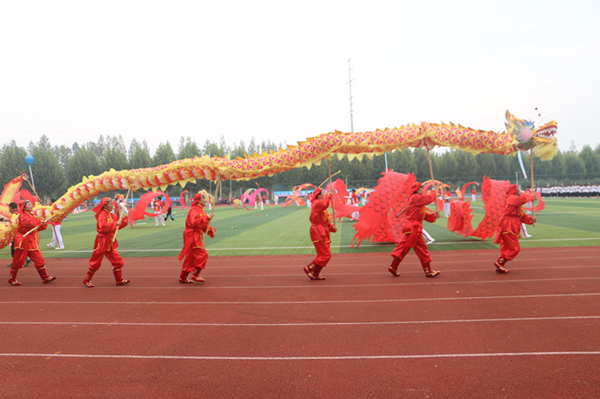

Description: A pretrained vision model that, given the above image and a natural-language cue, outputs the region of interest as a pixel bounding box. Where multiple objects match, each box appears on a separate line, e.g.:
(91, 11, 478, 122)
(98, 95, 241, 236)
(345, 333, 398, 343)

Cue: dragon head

(505, 110, 558, 161)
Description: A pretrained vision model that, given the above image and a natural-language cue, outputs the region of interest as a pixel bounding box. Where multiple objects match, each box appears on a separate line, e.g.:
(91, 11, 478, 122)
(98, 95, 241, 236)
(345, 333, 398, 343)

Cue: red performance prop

(523, 191, 545, 213)
(0, 176, 24, 219)
(179, 190, 189, 209)
(129, 191, 172, 225)
(327, 179, 359, 221)
(18, 189, 37, 207)
(283, 183, 316, 208)
(351, 172, 417, 247)
(471, 177, 510, 240)
(447, 182, 479, 236)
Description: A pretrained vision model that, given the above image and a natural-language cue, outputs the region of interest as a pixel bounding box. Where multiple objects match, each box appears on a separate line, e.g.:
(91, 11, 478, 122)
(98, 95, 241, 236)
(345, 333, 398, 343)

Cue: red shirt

(178, 204, 215, 259)
(310, 195, 332, 226)
(404, 192, 438, 223)
(14, 211, 47, 251)
(309, 195, 335, 244)
(495, 193, 534, 239)
(443, 191, 452, 202)
(93, 209, 128, 253)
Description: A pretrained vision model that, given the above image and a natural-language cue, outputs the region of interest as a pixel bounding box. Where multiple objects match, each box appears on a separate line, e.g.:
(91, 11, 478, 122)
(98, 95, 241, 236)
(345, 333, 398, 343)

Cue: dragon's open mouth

(535, 124, 557, 142)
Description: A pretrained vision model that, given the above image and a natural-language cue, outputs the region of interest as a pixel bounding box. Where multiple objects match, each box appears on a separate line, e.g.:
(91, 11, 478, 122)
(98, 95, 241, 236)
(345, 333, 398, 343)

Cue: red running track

(1, 246, 599, 398)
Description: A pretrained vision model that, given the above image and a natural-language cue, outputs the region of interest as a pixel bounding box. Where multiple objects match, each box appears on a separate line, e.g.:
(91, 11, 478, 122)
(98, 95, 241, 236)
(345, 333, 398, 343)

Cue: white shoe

(524, 234, 532, 238)
(55, 247, 65, 250)
(47, 243, 54, 248)
(427, 239, 435, 245)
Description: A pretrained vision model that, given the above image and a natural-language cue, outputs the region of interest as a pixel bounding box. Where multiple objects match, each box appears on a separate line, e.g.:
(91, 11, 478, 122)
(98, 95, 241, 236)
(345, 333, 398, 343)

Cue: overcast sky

(1, 0, 599, 156)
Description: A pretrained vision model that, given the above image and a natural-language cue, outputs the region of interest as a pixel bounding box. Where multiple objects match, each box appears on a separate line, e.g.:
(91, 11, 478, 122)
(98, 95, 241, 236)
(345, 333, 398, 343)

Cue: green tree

(580, 145, 600, 176)
(219, 134, 231, 156)
(564, 152, 586, 178)
(437, 151, 458, 179)
(550, 151, 567, 176)
(231, 141, 247, 159)
(247, 136, 258, 155)
(391, 149, 417, 176)
(532, 153, 553, 176)
(475, 154, 497, 178)
(178, 137, 201, 159)
(129, 140, 152, 169)
(455, 151, 478, 181)
(492, 153, 512, 179)
(102, 146, 129, 172)
(53, 144, 73, 172)
(412, 149, 431, 180)
(0, 141, 28, 187)
(31, 146, 64, 199)
(153, 142, 176, 167)
(203, 140, 220, 158)
(66, 147, 101, 187)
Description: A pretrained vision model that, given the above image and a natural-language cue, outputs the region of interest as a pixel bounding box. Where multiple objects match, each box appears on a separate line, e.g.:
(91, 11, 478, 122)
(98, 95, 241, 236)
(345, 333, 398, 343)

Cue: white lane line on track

(2, 315, 599, 327)
(13, 237, 600, 255)
(3, 276, 599, 290)
(1, 292, 598, 305)
(1, 352, 599, 361)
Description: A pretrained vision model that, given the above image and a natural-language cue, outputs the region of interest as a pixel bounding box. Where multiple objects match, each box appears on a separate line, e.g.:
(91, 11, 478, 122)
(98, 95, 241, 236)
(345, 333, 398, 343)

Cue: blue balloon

(25, 155, 34, 165)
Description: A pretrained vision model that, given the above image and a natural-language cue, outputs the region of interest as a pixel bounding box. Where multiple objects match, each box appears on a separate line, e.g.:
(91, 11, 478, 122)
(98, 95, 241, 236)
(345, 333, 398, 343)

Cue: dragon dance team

(6, 181, 536, 286)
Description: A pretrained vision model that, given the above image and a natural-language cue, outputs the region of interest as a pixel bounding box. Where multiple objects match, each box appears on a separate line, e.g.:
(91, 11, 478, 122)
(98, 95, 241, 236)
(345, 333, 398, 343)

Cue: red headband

(309, 188, 323, 202)
(93, 197, 112, 214)
(409, 182, 422, 193)
(191, 193, 204, 207)
(17, 200, 29, 213)
(506, 184, 518, 196)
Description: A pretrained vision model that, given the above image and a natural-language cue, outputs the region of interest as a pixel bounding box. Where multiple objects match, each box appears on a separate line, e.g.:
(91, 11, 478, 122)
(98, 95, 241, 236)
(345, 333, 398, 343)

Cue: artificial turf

(0, 198, 598, 260)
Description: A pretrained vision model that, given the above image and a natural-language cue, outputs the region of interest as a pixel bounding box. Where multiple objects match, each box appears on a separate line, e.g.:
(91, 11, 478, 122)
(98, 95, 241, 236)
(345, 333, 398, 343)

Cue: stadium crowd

(540, 184, 600, 198)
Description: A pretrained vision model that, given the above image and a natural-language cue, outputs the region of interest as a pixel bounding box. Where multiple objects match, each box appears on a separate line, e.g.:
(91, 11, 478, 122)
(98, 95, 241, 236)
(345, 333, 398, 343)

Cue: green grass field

(1, 198, 599, 260)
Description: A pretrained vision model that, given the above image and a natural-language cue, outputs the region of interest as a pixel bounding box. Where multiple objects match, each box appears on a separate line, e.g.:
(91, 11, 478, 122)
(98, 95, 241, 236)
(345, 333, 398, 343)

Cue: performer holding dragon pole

(303, 187, 337, 280)
(8, 200, 56, 285)
(83, 197, 130, 287)
(178, 193, 215, 284)
(388, 182, 441, 278)
(493, 185, 536, 273)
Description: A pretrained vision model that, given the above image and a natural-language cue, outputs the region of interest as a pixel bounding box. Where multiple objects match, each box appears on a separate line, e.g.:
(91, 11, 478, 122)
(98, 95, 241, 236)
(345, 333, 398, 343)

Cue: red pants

(496, 232, 521, 263)
(89, 249, 124, 271)
(13, 248, 44, 269)
(182, 247, 208, 272)
(312, 240, 332, 267)
(391, 233, 432, 265)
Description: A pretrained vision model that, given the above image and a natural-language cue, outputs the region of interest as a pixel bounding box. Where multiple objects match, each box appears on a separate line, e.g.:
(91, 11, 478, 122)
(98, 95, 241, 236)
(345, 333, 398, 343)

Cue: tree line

(1, 134, 599, 201)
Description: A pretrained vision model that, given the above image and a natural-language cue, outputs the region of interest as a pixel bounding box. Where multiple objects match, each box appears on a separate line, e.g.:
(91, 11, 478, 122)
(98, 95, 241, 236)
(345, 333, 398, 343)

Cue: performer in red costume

(442, 187, 452, 217)
(178, 193, 215, 284)
(303, 188, 337, 280)
(493, 185, 536, 273)
(83, 197, 130, 287)
(388, 182, 441, 278)
(8, 200, 56, 285)
(154, 196, 166, 226)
